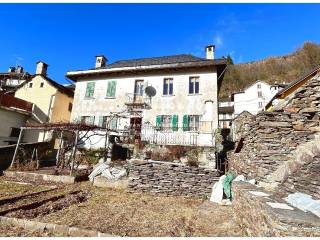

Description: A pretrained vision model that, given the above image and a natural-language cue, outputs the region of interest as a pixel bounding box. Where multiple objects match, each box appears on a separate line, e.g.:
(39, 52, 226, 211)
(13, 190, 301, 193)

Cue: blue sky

(1, 3, 320, 84)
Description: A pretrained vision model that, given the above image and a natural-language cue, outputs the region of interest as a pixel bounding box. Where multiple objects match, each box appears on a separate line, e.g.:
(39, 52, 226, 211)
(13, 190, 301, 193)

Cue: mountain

(219, 42, 320, 98)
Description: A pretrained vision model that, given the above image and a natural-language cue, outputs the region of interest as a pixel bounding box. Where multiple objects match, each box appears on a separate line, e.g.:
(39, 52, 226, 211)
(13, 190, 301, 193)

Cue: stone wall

(127, 160, 220, 197)
(232, 181, 320, 237)
(228, 76, 320, 190)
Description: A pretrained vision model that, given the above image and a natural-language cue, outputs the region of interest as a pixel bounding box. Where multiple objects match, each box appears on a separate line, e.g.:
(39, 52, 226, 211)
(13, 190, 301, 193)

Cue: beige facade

(15, 62, 74, 123)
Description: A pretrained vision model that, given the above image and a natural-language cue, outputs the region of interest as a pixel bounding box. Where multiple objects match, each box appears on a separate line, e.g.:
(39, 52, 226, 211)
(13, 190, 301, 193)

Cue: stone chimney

(16, 66, 24, 74)
(36, 61, 48, 76)
(95, 55, 107, 68)
(205, 45, 215, 60)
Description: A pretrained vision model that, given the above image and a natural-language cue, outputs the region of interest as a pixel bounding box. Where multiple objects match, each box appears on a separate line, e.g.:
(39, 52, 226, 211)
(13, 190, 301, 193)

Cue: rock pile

(127, 160, 220, 197)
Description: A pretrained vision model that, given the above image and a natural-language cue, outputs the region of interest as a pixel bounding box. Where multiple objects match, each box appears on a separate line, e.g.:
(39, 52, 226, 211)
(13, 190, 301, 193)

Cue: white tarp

(285, 192, 320, 218)
(89, 162, 127, 182)
(210, 175, 227, 204)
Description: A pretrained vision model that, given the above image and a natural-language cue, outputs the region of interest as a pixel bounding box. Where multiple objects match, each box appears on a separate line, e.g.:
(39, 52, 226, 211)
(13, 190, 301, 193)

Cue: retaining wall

(232, 181, 320, 237)
(128, 160, 220, 197)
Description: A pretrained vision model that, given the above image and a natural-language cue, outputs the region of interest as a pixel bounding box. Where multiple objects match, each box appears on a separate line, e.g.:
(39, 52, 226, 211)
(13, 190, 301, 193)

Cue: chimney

(16, 66, 24, 74)
(95, 55, 107, 68)
(205, 45, 215, 60)
(36, 61, 48, 76)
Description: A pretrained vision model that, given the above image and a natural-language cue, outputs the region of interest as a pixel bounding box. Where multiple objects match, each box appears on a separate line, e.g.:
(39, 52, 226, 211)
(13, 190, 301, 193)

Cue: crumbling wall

(128, 160, 219, 197)
(232, 181, 320, 237)
(229, 76, 320, 190)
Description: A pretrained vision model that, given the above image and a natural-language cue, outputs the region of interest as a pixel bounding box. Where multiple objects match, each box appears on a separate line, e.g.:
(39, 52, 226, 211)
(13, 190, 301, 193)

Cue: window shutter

(111, 81, 116, 97)
(89, 116, 95, 125)
(156, 115, 161, 127)
(106, 81, 111, 97)
(86, 82, 95, 97)
(172, 115, 178, 131)
(98, 116, 104, 127)
(110, 117, 117, 129)
(183, 115, 188, 131)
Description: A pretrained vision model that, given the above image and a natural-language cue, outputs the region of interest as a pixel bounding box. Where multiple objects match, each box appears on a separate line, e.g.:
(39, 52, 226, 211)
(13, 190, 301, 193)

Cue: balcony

(125, 93, 151, 110)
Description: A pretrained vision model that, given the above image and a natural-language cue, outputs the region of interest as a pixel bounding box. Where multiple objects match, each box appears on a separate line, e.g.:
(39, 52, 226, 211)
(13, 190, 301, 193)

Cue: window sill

(105, 97, 116, 99)
(188, 93, 201, 96)
(84, 97, 95, 100)
(162, 94, 175, 97)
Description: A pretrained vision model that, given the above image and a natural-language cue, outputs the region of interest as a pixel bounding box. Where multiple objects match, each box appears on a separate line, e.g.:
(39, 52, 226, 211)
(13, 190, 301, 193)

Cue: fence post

(10, 128, 24, 169)
(70, 130, 79, 176)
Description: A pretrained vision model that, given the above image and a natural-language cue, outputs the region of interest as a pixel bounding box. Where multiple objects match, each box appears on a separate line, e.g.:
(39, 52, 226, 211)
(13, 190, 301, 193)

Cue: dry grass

(39, 183, 241, 237)
(0, 180, 48, 199)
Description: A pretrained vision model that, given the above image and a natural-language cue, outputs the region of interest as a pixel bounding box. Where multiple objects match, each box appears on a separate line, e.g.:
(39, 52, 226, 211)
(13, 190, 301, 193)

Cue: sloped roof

(67, 54, 227, 81)
(265, 64, 320, 109)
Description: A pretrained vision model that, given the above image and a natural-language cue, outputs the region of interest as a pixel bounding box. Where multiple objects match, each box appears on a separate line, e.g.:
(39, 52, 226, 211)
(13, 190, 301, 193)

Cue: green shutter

(183, 115, 189, 131)
(89, 116, 95, 125)
(156, 115, 161, 127)
(106, 81, 117, 97)
(172, 115, 178, 131)
(98, 116, 104, 127)
(85, 82, 95, 98)
(110, 117, 117, 129)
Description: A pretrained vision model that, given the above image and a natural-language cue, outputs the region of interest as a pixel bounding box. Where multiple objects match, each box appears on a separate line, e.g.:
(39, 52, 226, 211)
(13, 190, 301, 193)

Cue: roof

(16, 75, 74, 98)
(265, 64, 320, 109)
(0, 92, 33, 113)
(66, 54, 227, 81)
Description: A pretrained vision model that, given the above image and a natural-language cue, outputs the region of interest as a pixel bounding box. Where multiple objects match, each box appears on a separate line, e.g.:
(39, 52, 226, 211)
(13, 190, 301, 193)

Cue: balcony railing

(125, 93, 151, 108)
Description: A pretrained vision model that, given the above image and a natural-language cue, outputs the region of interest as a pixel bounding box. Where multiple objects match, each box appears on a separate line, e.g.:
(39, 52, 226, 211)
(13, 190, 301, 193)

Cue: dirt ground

(0, 177, 241, 237)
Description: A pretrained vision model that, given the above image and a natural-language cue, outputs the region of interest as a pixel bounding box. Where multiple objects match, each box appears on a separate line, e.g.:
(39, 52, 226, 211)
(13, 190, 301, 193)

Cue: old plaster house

(67, 46, 227, 148)
(15, 61, 74, 124)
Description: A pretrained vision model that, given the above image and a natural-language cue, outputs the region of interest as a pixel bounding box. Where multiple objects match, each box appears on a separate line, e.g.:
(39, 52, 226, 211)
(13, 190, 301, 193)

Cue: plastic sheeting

(285, 192, 320, 218)
(210, 175, 227, 204)
(89, 162, 127, 182)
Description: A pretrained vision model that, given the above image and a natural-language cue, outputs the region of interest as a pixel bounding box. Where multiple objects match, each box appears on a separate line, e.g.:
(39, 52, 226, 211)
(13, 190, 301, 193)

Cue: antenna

(145, 85, 156, 98)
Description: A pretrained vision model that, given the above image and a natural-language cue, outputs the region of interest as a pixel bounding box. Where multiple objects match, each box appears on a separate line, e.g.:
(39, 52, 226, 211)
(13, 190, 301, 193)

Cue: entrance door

(134, 80, 144, 103)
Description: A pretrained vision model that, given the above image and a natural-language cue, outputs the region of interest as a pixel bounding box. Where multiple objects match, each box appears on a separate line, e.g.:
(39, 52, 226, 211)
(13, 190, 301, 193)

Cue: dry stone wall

(127, 160, 220, 197)
(229, 76, 320, 191)
(232, 181, 320, 237)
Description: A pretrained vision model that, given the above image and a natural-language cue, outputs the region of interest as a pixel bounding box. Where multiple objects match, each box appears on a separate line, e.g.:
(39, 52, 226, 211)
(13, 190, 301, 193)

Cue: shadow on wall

(216, 128, 235, 173)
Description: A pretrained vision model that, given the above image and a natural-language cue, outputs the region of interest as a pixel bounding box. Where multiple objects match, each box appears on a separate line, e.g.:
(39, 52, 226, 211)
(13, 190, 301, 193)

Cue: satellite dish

(145, 86, 156, 97)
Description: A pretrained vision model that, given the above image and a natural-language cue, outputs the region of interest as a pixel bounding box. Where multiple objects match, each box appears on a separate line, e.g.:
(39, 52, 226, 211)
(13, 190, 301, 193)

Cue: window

(155, 115, 177, 131)
(163, 78, 173, 95)
(29, 82, 33, 88)
(68, 103, 73, 112)
(106, 81, 117, 98)
(258, 102, 263, 108)
(10, 127, 21, 138)
(258, 91, 262, 98)
(257, 83, 261, 89)
(98, 116, 118, 129)
(183, 115, 200, 131)
(85, 82, 95, 98)
(134, 80, 144, 96)
(40, 82, 44, 88)
(81, 116, 95, 125)
(189, 77, 199, 94)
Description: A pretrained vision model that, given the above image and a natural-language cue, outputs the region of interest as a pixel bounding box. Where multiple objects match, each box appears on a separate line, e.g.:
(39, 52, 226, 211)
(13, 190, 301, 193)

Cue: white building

(233, 80, 286, 118)
(218, 97, 234, 129)
(66, 46, 227, 149)
(0, 66, 32, 93)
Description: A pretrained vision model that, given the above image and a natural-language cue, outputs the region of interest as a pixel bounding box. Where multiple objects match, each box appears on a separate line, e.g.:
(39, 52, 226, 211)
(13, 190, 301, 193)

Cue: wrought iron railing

(125, 93, 151, 106)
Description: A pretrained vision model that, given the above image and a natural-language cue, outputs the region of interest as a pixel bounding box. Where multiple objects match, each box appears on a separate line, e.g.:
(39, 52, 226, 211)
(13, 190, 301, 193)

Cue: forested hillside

(219, 42, 320, 98)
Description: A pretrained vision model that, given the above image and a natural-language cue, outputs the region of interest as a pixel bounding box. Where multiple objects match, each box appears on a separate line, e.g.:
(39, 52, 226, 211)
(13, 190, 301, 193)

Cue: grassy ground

(0, 178, 241, 237)
(0, 180, 49, 199)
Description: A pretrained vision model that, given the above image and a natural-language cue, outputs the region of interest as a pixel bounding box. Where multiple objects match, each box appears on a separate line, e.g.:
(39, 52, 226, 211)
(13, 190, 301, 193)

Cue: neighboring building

(15, 61, 74, 123)
(0, 66, 32, 94)
(67, 45, 227, 148)
(218, 97, 234, 129)
(232, 80, 286, 118)
(266, 65, 320, 111)
(0, 93, 43, 145)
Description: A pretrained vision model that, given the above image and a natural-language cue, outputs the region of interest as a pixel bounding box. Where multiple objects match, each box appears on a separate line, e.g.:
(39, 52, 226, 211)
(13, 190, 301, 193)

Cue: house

(0, 93, 43, 145)
(218, 97, 234, 129)
(15, 61, 74, 123)
(232, 80, 286, 118)
(0, 66, 32, 94)
(265, 64, 320, 111)
(66, 45, 227, 149)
